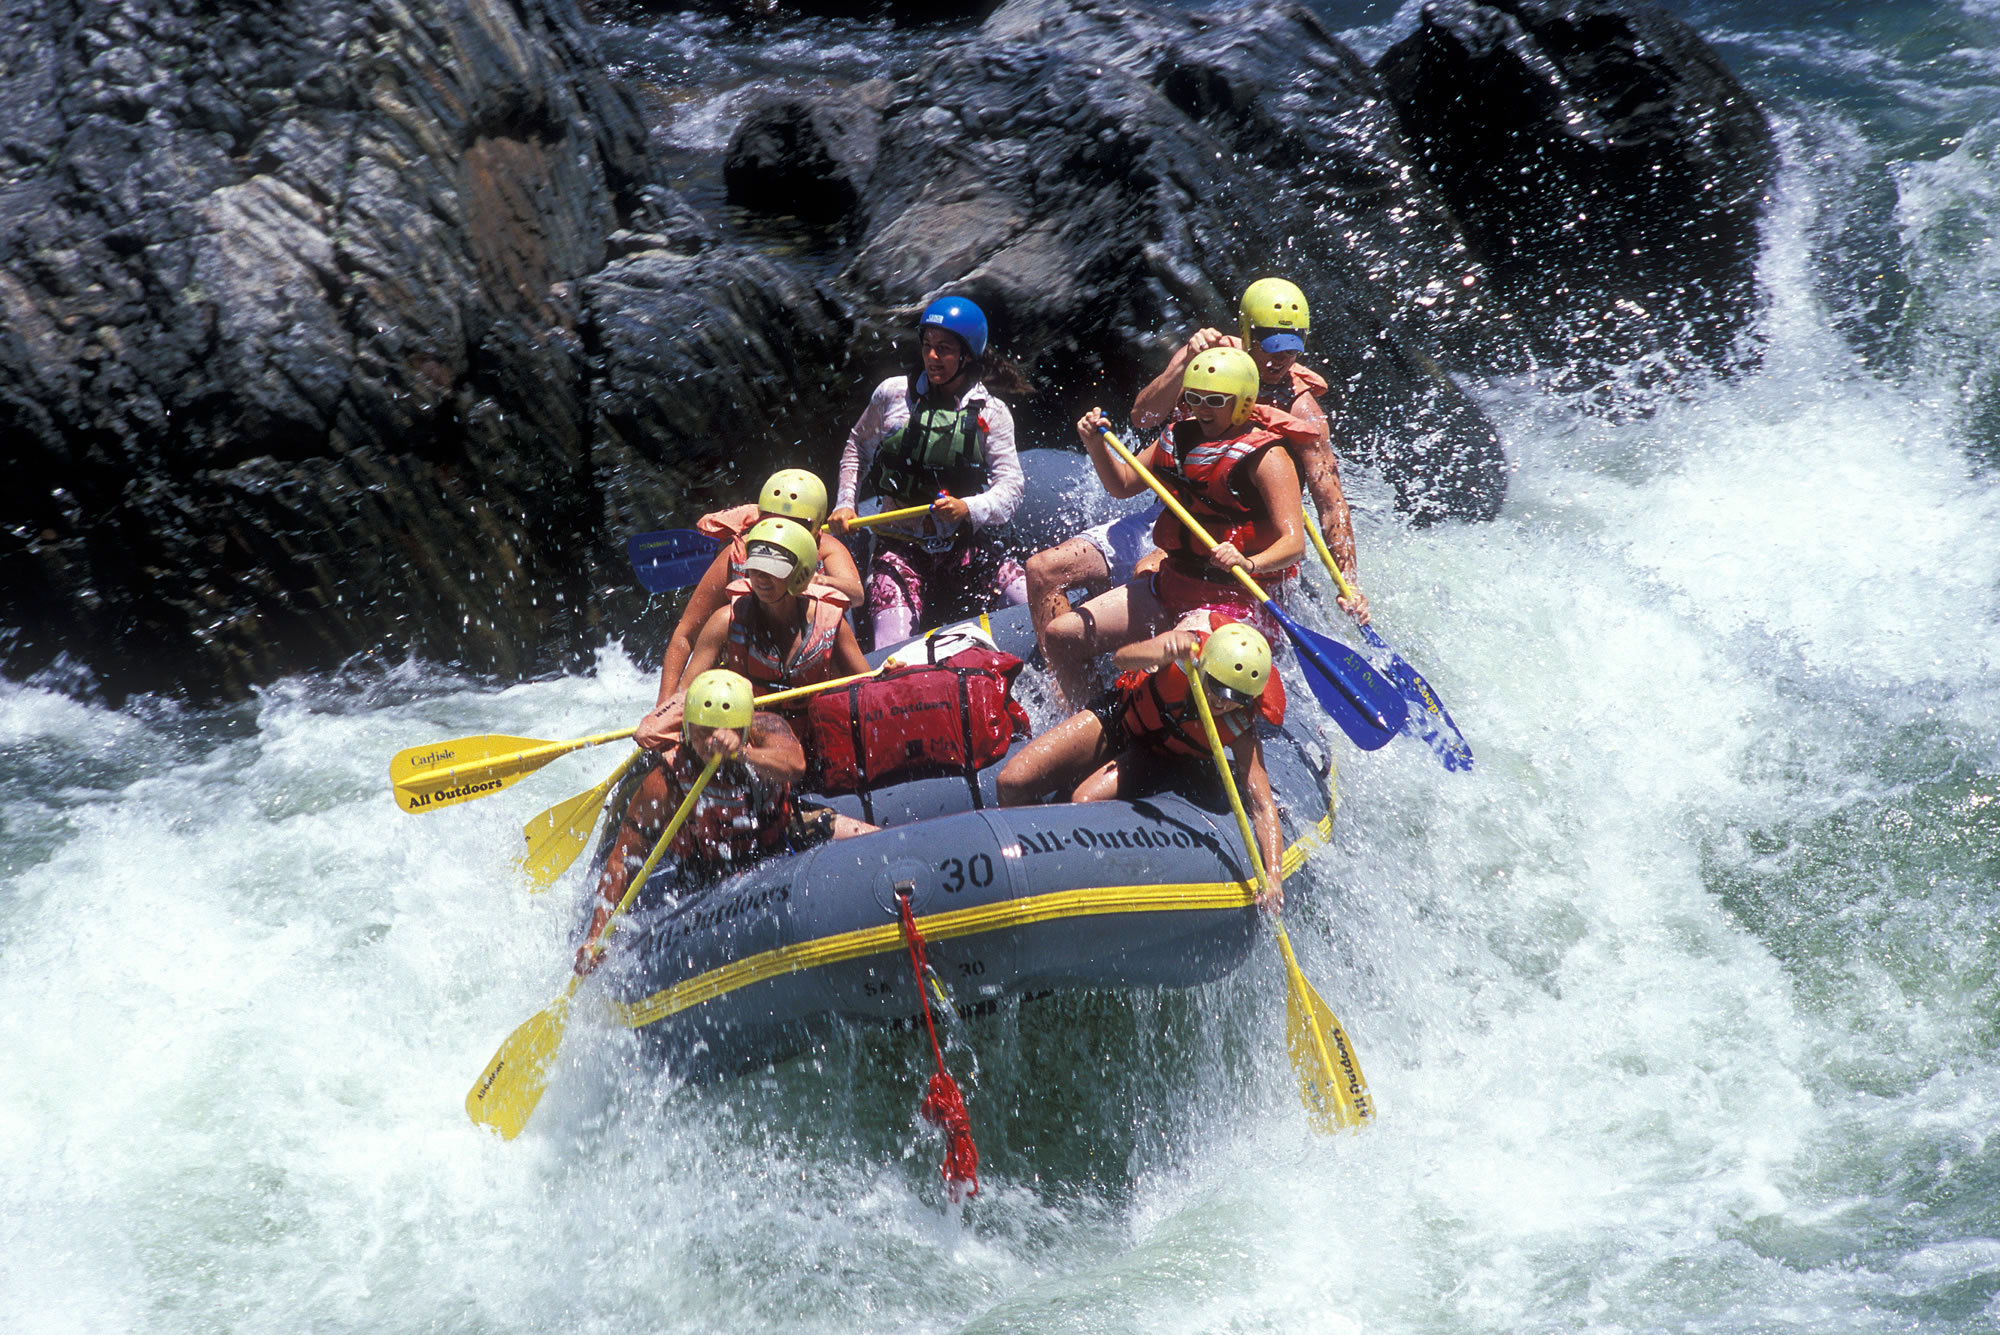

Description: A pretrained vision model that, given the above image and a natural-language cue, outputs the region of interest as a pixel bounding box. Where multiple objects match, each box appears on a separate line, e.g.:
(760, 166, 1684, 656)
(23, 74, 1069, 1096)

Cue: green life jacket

(863, 394, 989, 505)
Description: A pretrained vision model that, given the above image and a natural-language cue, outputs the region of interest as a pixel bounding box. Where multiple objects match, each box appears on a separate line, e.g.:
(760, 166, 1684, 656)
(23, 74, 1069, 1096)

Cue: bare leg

(997, 709, 1114, 806)
(1042, 576, 1175, 710)
(1026, 537, 1111, 662)
(830, 813, 877, 839)
(1072, 746, 1175, 803)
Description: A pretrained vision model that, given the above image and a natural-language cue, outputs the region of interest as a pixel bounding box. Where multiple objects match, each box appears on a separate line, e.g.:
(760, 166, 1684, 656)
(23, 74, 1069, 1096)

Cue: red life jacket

(1148, 415, 1315, 587)
(1112, 620, 1287, 759)
(698, 503, 852, 603)
(1257, 364, 1330, 414)
(660, 740, 793, 868)
(805, 647, 1030, 798)
(724, 591, 848, 697)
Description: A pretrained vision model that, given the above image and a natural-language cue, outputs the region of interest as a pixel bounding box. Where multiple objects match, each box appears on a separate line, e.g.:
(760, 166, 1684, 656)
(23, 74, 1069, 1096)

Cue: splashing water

(7, 3, 2000, 1331)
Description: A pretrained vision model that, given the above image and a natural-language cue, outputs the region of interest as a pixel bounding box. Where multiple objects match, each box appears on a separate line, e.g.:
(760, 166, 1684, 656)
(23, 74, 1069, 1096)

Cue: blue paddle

(1305, 525, 1473, 772)
(1098, 430, 1407, 751)
(626, 529, 723, 594)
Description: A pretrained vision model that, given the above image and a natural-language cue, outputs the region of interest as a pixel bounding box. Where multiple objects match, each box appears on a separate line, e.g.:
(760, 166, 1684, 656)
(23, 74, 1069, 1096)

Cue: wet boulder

(584, 243, 856, 638)
(0, 0, 655, 700)
(841, 0, 1507, 522)
(1377, 0, 1778, 378)
(723, 86, 884, 230)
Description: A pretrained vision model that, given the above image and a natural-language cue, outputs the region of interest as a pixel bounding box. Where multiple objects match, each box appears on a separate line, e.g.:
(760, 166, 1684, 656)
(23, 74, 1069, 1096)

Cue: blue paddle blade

(1356, 622, 1475, 772)
(626, 530, 722, 594)
(1267, 604, 1407, 751)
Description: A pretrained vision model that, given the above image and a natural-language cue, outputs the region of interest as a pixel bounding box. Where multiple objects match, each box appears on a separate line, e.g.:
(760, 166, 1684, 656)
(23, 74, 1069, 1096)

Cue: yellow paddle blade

(466, 986, 575, 1139)
(1278, 931, 1375, 1132)
(394, 752, 539, 813)
(518, 784, 611, 889)
(517, 749, 643, 891)
(390, 728, 635, 814)
(390, 734, 549, 786)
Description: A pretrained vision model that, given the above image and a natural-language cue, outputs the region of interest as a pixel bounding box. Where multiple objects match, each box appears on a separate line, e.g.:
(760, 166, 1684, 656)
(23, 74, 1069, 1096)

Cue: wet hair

(915, 334, 1035, 399)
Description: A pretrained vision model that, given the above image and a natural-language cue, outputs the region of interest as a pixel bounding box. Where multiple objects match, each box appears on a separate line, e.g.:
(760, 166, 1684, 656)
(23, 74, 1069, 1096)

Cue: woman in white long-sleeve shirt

(827, 296, 1029, 646)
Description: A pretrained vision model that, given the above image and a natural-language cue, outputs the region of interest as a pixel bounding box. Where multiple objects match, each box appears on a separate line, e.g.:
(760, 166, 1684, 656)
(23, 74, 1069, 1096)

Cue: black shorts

(1085, 687, 1126, 736)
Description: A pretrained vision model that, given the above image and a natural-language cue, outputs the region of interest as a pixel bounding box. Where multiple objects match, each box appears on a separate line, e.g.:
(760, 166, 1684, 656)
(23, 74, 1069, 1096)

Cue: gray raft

(587, 607, 1338, 1083)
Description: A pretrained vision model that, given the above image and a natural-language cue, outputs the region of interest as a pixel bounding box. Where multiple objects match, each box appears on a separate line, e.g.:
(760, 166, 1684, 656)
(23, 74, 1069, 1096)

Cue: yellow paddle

(466, 752, 724, 1139)
(392, 668, 886, 817)
(844, 501, 940, 530)
(391, 727, 636, 814)
(1183, 656, 1375, 1133)
(517, 748, 645, 890)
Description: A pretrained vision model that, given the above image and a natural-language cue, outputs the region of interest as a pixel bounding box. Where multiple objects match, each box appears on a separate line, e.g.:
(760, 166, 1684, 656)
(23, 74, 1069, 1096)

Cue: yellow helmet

(685, 668, 755, 736)
(1239, 277, 1310, 351)
(1182, 347, 1261, 427)
(759, 469, 829, 530)
(1198, 623, 1273, 706)
(742, 515, 819, 595)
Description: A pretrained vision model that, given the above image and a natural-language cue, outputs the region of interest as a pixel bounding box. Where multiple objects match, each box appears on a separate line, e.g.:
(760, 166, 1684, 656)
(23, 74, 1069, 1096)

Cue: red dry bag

(806, 647, 1030, 798)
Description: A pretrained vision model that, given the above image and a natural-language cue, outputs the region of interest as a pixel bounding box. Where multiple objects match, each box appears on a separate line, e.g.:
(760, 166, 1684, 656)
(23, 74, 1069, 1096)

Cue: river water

(5, 1, 2000, 1330)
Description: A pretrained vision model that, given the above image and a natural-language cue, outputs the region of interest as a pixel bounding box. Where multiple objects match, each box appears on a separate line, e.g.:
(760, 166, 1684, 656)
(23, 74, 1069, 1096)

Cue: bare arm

(1132, 327, 1233, 430)
(638, 604, 734, 751)
(962, 398, 1024, 527)
(830, 619, 871, 679)
(1289, 393, 1355, 571)
(1215, 448, 1306, 577)
(1234, 731, 1284, 910)
(1111, 627, 1203, 674)
(816, 535, 865, 607)
(741, 711, 806, 785)
(1076, 407, 1161, 500)
(658, 552, 734, 703)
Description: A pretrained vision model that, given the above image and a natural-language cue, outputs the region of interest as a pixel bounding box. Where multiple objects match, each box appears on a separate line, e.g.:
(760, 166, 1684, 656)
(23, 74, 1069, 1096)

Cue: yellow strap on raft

(608, 792, 1336, 1030)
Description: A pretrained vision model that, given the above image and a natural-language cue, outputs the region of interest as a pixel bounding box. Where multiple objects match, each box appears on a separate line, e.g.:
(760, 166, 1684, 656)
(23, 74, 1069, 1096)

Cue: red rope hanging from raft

(895, 887, 979, 1200)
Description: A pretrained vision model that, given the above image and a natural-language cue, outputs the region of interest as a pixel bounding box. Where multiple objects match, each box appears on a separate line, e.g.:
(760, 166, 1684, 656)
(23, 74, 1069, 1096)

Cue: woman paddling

(577, 670, 812, 974)
(651, 517, 872, 746)
(1130, 278, 1368, 623)
(655, 469, 863, 703)
(827, 296, 1030, 646)
(998, 618, 1287, 909)
(1042, 347, 1317, 707)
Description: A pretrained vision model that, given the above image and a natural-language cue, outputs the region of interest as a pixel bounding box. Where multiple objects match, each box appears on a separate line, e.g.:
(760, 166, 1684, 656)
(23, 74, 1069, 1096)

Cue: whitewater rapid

(8, 7, 2000, 1332)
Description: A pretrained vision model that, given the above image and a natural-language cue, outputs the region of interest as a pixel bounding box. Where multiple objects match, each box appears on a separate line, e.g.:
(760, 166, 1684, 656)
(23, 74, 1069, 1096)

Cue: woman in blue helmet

(828, 296, 1029, 647)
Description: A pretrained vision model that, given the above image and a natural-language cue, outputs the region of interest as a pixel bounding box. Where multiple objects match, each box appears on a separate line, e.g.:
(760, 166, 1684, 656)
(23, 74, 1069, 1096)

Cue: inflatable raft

(582, 607, 1340, 1083)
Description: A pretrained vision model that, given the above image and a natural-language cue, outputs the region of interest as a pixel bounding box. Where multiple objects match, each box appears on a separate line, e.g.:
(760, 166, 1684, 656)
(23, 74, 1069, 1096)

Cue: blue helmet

(919, 296, 988, 359)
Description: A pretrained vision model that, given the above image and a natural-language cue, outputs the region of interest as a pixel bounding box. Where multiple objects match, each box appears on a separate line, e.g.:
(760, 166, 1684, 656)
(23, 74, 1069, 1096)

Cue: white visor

(741, 542, 799, 581)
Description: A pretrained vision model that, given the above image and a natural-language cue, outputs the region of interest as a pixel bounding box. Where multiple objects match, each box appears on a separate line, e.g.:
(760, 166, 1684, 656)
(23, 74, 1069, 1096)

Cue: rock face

(1377, 0, 1777, 377)
(0, 0, 1776, 701)
(724, 89, 884, 230)
(834, 0, 1507, 522)
(0, 0, 659, 699)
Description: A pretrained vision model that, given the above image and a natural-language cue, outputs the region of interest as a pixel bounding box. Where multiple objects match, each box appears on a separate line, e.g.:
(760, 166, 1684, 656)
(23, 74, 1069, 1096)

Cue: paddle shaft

(1183, 656, 1278, 903)
(593, 752, 723, 952)
(466, 752, 723, 1138)
(1097, 429, 1282, 609)
(844, 502, 937, 531)
(402, 668, 883, 809)
(1100, 430, 1400, 737)
(1186, 663, 1371, 1130)
(1307, 522, 1396, 655)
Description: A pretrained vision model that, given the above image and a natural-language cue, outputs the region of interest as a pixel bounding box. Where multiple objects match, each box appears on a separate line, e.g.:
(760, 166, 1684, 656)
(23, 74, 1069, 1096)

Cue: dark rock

(583, 246, 856, 637)
(613, 1, 997, 23)
(724, 89, 882, 228)
(841, 0, 1506, 522)
(0, 0, 659, 700)
(1377, 0, 1777, 378)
